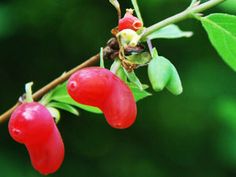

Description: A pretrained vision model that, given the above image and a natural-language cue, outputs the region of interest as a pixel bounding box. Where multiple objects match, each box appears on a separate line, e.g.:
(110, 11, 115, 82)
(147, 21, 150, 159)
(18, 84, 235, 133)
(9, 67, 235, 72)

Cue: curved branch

(0, 53, 100, 123)
(0, 0, 227, 123)
(141, 0, 226, 39)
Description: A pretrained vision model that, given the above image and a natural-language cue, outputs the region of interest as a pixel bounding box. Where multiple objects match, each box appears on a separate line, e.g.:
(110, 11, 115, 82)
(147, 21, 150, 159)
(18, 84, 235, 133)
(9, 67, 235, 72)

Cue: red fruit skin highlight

(67, 67, 137, 129)
(8, 102, 64, 175)
(118, 11, 143, 31)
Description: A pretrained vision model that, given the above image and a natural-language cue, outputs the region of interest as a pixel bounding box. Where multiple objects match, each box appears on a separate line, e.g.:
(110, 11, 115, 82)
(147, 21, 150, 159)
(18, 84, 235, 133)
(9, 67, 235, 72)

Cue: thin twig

(141, 0, 226, 39)
(0, 53, 100, 123)
(0, 0, 227, 123)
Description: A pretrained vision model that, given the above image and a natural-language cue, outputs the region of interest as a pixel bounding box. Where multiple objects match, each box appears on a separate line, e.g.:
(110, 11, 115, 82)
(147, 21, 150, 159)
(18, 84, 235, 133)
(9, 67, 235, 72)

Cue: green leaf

(123, 68, 143, 90)
(126, 52, 151, 65)
(47, 102, 79, 116)
(110, 59, 121, 74)
(142, 24, 193, 41)
(47, 107, 61, 123)
(131, 0, 143, 24)
(50, 82, 102, 114)
(201, 13, 236, 71)
(148, 56, 183, 95)
(219, 0, 236, 13)
(128, 83, 151, 101)
(117, 66, 127, 82)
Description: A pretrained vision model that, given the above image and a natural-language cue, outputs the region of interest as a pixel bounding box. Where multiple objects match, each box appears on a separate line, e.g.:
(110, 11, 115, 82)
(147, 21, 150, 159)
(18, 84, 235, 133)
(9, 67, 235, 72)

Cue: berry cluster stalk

(0, 0, 226, 123)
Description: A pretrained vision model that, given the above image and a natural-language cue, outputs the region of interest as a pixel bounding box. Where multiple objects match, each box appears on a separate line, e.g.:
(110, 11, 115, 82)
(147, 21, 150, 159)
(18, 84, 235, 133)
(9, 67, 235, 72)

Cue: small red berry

(67, 67, 137, 129)
(118, 10, 143, 31)
(8, 102, 64, 175)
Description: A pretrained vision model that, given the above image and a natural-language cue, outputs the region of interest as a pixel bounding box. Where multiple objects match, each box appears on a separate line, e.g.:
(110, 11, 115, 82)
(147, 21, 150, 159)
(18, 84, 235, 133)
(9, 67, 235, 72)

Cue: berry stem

(25, 82, 34, 103)
(0, 0, 227, 123)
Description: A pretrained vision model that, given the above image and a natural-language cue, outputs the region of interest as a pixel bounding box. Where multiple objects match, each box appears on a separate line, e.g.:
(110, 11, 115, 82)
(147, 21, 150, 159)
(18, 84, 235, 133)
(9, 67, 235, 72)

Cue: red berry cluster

(8, 102, 64, 175)
(8, 9, 142, 175)
(118, 9, 143, 32)
(8, 67, 137, 175)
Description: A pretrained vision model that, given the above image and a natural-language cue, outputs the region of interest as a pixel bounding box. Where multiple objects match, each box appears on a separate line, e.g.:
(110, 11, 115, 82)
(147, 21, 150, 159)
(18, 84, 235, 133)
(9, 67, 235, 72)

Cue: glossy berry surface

(118, 11, 143, 31)
(8, 102, 64, 175)
(67, 67, 137, 129)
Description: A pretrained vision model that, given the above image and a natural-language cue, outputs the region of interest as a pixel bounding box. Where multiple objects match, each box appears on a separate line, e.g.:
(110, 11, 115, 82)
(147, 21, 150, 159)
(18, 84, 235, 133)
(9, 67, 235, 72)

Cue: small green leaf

(47, 102, 79, 116)
(25, 82, 34, 102)
(110, 59, 121, 74)
(126, 52, 151, 65)
(148, 56, 183, 95)
(47, 107, 61, 123)
(50, 82, 102, 114)
(123, 68, 143, 90)
(201, 13, 236, 71)
(116, 66, 127, 82)
(131, 0, 143, 24)
(142, 24, 193, 41)
(100, 47, 105, 68)
(128, 83, 151, 101)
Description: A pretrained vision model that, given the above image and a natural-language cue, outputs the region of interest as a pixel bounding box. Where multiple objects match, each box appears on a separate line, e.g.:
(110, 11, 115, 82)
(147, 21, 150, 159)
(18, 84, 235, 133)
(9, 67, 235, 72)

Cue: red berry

(118, 11, 143, 31)
(8, 102, 64, 175)
(67, 67, 137, 129)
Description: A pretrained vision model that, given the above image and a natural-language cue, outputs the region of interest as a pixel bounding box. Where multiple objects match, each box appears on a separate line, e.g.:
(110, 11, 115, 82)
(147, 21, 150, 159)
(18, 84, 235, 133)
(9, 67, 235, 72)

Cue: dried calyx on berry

(118, 9, 143, 32)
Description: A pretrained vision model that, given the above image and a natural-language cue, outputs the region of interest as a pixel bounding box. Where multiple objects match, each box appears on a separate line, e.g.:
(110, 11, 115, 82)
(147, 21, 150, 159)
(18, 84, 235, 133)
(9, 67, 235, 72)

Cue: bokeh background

(0, 0, 236, 176)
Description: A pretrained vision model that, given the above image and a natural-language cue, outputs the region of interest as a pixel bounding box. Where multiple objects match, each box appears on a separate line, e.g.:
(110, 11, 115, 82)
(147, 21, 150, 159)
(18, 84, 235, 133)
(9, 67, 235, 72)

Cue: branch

(141, 0, 226, 39)
(0, 53, 100, 123)
(0, 0, 227, 123)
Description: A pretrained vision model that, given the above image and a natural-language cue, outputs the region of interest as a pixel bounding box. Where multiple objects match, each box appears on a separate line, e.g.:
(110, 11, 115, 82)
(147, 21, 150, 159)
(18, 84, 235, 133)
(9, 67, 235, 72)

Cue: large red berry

(67, 67, 137, 129)
(118, 10, 143, 31)
(8, 102, 64, 175)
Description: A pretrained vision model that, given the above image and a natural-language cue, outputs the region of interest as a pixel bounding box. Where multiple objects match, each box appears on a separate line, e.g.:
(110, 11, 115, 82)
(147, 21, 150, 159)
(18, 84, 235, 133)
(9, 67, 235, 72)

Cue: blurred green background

(0, 0, 236, 176)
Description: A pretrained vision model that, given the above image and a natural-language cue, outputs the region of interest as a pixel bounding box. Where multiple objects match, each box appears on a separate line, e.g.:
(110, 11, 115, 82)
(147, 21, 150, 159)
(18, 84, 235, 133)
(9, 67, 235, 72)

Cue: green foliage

(128, 84, 151, 101)
(142, 24, 193, 41)
(123, 68, 144, 90)
(47, 102, 79, 116)
(49, 82, 102, 114)
(126, 52, 151, 65)
(201, 13, 236, 71)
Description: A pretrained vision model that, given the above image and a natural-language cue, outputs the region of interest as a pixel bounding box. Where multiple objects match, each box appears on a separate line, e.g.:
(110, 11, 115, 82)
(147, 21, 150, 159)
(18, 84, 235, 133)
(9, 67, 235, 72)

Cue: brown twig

(0, 0, 226, 123)
(0, 53, 100, 123)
